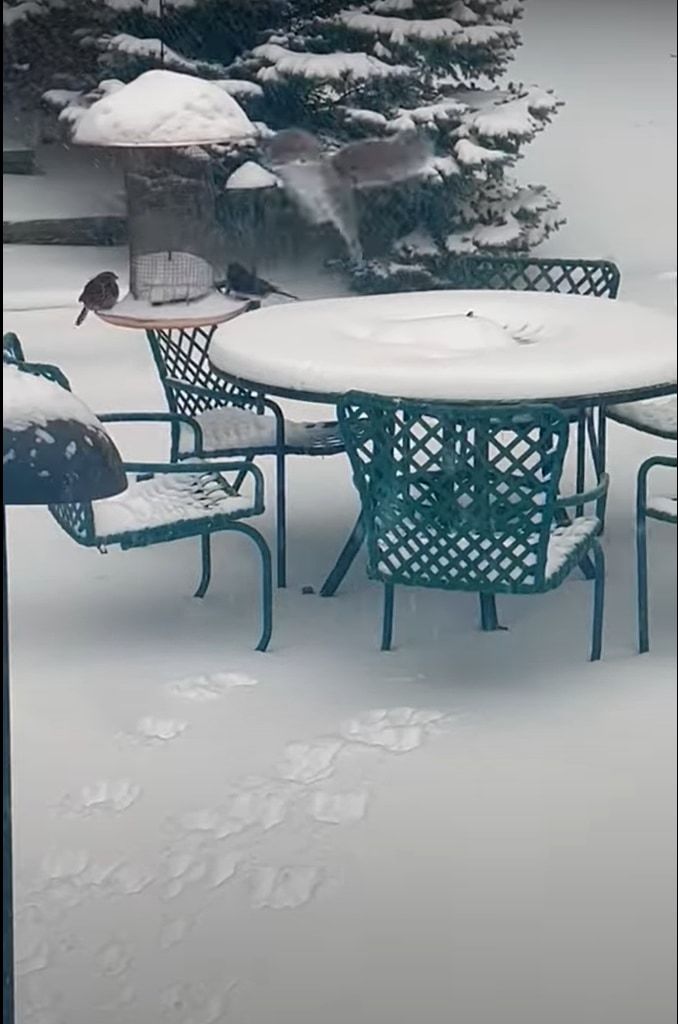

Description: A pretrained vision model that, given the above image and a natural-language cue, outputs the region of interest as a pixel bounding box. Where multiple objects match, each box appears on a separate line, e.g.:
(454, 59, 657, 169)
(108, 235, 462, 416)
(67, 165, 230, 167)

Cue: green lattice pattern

(147, 325, 263, 418)
(441, 255, 620, 297)
(338, 395, 572, 594)
(354, 256, 620, 299)
(49, 500, 96, 545)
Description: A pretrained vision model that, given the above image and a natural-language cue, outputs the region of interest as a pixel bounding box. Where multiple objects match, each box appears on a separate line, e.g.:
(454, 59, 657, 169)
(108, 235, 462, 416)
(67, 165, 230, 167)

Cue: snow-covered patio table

(208, 289, 677, 406)
(209, 289, 677, 596)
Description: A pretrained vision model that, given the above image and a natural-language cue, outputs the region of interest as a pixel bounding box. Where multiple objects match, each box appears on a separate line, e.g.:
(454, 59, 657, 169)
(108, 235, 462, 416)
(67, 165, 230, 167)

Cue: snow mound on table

(72, 69, 257, 148)
(3, 363, 101, 433)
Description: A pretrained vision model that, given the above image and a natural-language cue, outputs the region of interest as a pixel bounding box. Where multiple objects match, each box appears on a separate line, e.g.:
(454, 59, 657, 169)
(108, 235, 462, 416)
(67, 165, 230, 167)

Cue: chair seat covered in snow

(636, 454, 677, 654)
(607, 394, 677, 440)
(174, 399, 344, 457)
(337, 394, 608, 660)
(145, 320, 346, 589)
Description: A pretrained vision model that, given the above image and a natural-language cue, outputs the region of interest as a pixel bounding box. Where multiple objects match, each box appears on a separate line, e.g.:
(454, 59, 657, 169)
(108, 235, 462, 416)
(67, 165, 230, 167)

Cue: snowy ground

(4, 251, 676, 1024)
(3, 146, 125, 225)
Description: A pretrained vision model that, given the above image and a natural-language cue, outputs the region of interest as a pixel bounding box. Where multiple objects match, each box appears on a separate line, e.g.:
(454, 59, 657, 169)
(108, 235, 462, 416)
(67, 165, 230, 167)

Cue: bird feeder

(71, 70, 258, 317)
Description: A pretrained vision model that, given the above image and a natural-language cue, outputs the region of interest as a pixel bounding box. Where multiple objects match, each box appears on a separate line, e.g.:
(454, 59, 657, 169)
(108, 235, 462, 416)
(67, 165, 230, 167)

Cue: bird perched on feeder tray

(224, 262, 299, 301)
(75, 271, 119, 326)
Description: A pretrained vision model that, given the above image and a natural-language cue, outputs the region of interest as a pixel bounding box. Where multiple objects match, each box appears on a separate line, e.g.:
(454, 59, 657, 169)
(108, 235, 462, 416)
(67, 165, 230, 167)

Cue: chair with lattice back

(443, 255, 620, 298)
(355, 254, 621, 494)
(3, 344, 273, 650)
(144, 322, 345, 590)
(337, 393, 608, 660)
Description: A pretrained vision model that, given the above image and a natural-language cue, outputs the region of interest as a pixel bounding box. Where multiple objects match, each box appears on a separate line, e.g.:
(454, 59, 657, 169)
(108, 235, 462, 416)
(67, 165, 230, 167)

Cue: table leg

(3, 507, 14, 1024)
(320, 515, 366, 597)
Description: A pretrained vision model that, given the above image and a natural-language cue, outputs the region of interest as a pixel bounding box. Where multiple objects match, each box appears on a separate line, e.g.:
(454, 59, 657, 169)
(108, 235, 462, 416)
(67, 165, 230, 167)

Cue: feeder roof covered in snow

(72, 69, 257, 148)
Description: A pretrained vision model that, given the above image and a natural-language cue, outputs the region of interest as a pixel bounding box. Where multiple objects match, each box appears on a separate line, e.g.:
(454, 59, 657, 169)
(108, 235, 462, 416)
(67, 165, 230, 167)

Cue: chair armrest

(119, 459, 265, 509)
(637, 455, 678, 515)
(164, 379, 288, 443)
(555, 472, 609, 522)
(165, 379, 257, 408)
(98, 410, 204, 456)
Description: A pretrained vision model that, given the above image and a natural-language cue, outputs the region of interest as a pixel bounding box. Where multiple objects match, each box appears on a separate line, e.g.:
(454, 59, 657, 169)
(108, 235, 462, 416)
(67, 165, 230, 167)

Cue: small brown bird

(225, 263, 298, 301)
(75, 271, 119, 326)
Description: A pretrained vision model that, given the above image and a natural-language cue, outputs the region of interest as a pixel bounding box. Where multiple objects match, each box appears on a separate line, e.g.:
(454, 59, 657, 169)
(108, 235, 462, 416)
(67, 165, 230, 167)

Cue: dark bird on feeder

(75, 271, 119, 326)
(225, 262, 299, 301)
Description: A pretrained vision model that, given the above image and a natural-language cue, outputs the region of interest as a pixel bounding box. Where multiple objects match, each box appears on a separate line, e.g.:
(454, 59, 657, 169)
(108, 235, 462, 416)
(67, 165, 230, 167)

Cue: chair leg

(576, 409, 587, 517)
(636, 506, 650, 654)
(194, 534, 212, 598)
(596, 406, 607, 476)
(381, 583, 395, 651)
(479, 593, 500, 631)
(275, 448, 287, 589)
(230, 522, 273, 652)
(590, 540, 605, 662)
(320, 515, 366, 597)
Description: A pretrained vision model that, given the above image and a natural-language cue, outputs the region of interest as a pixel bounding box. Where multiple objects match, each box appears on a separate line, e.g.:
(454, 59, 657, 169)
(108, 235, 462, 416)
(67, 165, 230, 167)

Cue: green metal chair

(144, 322, 345, 592)
(636, 454, 677, 654)
(3, 347, 273, 650)
(353, 254, 621, 498)
(337, 393, 608, 660)
(353, 254, 620, 298)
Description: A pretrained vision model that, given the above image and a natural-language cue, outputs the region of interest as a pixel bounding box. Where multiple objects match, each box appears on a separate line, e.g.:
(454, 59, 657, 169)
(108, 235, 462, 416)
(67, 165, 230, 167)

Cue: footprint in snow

(161, 980, 236, 1023)
(56, 779, 141, 817)
(159, 915, 192, 950)
(249, 864, 324, 910)
(310, 790, 369, 825)
(276, 738, 343, 784)
(167, 671, 259, 701)
(96, 940, 132, 978)
(117, 716, 187, 746)
(340, 707, 447, 753)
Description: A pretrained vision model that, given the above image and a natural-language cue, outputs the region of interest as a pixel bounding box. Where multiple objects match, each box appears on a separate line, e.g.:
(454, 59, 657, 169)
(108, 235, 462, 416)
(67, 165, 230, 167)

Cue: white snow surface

(3, 146, 125, 223)
(101, 33, 212, 76)
(609, 394, 677, 438)
(71, 69, 257, 148)
(209, 290, 676, 402)
(3, 4, 678, 1015)
(3, 253, 676, 1024)
(177, 408, 342, 457)
(3, 363, 102, 433)
(93, 472, 253, 539)
(98, 290, 250, 328)
(252, 44, 410, 82)
(225, 161, 280, 190)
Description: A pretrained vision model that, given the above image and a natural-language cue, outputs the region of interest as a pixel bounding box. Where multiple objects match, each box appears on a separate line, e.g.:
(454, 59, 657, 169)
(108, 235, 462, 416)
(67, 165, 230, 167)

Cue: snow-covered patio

(4, 258, 676, 1023)
(3, 0, 676, 1019)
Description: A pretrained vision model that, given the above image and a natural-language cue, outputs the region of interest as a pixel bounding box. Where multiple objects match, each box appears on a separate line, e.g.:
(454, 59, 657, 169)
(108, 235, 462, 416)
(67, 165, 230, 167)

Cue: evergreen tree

(229, 0, 563, 284)
(6, 1, 286, 118)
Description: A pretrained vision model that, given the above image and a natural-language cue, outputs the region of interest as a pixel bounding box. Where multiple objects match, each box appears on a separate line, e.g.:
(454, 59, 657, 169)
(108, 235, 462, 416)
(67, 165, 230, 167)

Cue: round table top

(208, 290, 677, 405)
